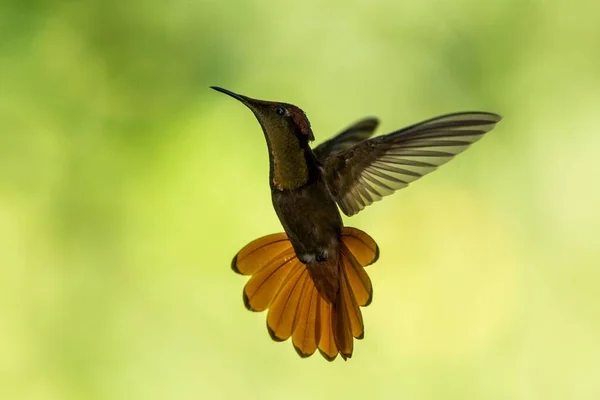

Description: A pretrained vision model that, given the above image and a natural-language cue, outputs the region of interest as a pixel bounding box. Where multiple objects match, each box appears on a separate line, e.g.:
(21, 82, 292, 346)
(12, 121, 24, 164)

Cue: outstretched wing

(313, 117, 379, 161)
(323, 112, 502, 216)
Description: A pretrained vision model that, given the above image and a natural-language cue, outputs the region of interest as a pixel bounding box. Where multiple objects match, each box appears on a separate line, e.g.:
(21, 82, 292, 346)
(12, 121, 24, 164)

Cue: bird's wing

(323, 112, 502, 216)
(312, 117, 379, 161)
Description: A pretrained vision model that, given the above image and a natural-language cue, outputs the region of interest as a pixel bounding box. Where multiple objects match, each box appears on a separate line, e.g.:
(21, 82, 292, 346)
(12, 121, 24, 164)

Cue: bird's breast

(271, 178, 342, 264)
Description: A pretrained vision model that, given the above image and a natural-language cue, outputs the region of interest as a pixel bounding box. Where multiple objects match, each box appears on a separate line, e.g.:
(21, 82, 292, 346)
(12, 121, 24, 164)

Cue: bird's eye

(275, 107, 286, 116)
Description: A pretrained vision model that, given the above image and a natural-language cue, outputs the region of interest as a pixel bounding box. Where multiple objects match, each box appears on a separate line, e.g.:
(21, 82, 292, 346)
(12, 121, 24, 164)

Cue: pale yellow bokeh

(1, 0, 599, 399)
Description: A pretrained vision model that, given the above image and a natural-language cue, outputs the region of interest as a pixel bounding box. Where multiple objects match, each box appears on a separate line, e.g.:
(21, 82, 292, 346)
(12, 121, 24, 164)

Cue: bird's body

(211, 86, 501, 361)
(272, 160, 342, 265)
(272, 177, 344, 302)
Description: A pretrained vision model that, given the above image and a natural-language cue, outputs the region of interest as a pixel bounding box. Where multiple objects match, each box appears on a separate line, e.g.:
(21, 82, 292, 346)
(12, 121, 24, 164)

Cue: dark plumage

(211, 86, 501, 360)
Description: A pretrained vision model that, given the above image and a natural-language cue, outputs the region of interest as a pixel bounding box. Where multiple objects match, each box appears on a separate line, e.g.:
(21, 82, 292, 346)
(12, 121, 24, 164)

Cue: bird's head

(211, 86, 317, 191)
(211, 86, 314, 144)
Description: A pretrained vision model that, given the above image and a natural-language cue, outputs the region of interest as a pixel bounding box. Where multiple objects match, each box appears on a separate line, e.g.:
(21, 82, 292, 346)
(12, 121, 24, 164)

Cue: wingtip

(341, 206, 356, 217)
(482, 112, 503, 122)
(362, 117, 380, 128)
(479, 111, 503, 123)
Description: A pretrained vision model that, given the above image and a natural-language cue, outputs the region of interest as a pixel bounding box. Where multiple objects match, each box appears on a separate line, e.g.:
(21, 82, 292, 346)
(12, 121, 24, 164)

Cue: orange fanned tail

(231, 227, 379, 361)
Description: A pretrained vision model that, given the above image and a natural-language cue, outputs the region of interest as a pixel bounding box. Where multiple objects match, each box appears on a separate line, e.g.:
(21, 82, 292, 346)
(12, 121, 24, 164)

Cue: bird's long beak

(210, 86, 252, 106)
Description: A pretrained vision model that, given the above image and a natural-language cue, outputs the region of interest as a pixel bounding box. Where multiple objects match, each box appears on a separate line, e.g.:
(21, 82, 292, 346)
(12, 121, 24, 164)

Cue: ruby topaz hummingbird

(211, 86, 501, 361)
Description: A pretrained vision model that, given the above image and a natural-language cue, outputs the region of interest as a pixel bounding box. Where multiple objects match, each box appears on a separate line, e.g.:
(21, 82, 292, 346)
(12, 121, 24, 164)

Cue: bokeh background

(2, 0, 599, 399)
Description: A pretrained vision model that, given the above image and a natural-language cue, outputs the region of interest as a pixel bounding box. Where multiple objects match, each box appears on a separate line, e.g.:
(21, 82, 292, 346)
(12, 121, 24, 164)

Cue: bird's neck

(264, 130, 316, 191)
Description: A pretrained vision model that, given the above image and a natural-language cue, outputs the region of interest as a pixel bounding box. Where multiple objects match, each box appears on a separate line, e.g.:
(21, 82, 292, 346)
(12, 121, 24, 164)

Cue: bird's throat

(266, 131, 309, 191)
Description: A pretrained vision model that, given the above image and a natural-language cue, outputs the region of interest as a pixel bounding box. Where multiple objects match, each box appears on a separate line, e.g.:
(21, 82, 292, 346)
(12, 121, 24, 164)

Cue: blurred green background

(2, 0, 599, 399)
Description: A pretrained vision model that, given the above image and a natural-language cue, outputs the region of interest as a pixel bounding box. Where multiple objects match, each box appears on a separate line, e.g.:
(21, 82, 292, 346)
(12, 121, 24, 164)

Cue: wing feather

(313, 117, 379, 161)
(323, 112, 502, 216)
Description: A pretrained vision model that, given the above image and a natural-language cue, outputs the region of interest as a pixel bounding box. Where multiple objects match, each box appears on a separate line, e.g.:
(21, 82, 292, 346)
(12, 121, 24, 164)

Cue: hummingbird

(211, 86, 501, 361)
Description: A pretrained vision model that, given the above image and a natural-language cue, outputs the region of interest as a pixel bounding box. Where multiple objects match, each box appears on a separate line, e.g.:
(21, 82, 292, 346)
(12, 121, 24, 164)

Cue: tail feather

(340, 246, 373, 306)
(340, 263, 364, 339)
(231, 227, 379, 361)
(291, 284, 319, 357)
(333, 285, 354, 360)
(341, 227, 379, 267)
(232, 232, 290, 275)
(317, 297, 338, 361)
(243, 250, 297, 311)
(266, 264, 306, 341)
